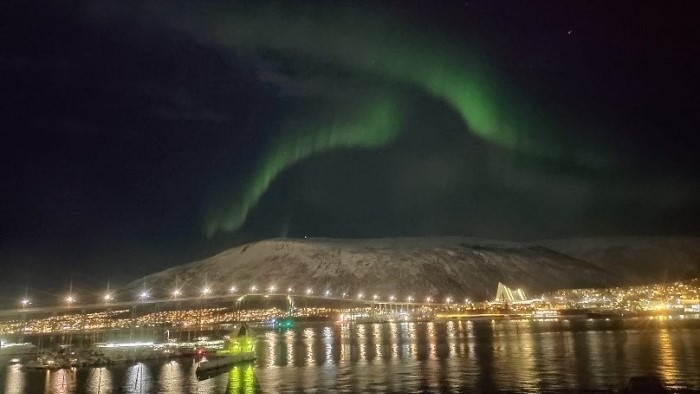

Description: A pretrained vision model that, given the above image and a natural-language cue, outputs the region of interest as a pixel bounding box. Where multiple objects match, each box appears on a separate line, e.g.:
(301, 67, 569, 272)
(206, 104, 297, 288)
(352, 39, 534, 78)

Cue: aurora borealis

(205, 97, 402, 235)
(165, 0, 601, 234)
(1, 0, 699, 296)
(194, 1, 565, 155)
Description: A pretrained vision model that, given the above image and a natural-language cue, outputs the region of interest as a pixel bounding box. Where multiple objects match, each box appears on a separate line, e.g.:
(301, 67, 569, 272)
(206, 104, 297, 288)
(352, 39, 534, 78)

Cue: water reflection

(284, 329, 294, 367)
(226, 364, 256, 394)
(125, 362, 151, 393)
(49, 368, 76, 393)
(303, 327, 315, 365)
(658, 329, 678, 385)
(2, 319, 700, 392)
(86, 367, 112, 393)
(159, 361, 183, 392)
(3, 364, 24, 394)
(323, 326, 334, 365)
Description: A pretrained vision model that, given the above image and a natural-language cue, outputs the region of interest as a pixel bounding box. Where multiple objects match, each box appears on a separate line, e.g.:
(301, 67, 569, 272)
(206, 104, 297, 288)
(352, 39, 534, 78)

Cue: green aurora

(185, 1, 572, 156)
(154, 1, 601, 234)
(204, 98, 402, 236)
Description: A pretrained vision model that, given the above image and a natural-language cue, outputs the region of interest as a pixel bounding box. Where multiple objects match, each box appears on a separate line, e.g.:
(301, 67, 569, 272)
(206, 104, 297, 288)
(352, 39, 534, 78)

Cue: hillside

(127, 237, 613, 300)
(537, 237, 700, 285)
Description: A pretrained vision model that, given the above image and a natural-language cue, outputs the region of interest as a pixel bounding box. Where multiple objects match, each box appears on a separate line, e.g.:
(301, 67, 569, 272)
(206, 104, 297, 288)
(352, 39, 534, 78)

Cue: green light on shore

(279, 318, 294, 328)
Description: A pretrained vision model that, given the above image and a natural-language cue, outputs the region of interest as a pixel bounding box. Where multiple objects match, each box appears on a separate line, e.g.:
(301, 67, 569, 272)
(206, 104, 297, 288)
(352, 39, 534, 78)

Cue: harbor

(2, 318, 700, 393)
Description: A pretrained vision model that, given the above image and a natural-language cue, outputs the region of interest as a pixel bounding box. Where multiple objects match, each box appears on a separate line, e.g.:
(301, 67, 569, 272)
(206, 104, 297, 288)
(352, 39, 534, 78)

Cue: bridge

(0, 292, 453, 319)
(0, 283, 533, 325)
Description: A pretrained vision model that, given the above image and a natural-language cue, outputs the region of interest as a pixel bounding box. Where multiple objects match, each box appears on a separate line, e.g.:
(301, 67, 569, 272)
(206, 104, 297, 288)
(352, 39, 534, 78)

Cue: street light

(66, 295, 76, 304)
(201, 287, 211, 297)
(21, 299, 30, 308)
(373, 295, 378, 301)
(306, 288, 313, 295)
(389, 295, 396, 302)
(426, 297, 432, 303)
(287, 287, 293, 293)
(446, 297, 452, 304)
(139, 291, 149, 301)
(229, 286, 237, 294)
(103, 293, 113, 302)
(357, 293, 363, 299)
(325, 290, 331, 297)
(342, 292, 347, 298)
(407, 296, 413, 302)
(250, 285, 257, 292)
(269, 285, 276, 293)
(172, 289, 182, 298)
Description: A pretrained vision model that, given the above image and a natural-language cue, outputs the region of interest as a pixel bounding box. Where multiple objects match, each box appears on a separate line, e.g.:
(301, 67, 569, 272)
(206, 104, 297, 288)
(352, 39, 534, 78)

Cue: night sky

(1, 0, 699, 302)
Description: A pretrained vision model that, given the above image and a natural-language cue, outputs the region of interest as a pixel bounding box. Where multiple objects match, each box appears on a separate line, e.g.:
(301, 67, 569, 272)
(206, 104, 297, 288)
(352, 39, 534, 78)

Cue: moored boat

(196, 351, 256, 373)
(196, 324, 256, 376)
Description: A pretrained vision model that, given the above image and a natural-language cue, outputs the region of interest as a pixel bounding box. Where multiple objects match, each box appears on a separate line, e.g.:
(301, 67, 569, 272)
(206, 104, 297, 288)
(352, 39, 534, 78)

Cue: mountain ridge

(537, 236, 700, 284)
(126, 236, 619, 300)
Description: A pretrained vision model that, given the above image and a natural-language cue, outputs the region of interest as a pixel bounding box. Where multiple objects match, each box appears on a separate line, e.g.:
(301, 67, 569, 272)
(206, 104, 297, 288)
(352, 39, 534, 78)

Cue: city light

(4, 277, 699, 337)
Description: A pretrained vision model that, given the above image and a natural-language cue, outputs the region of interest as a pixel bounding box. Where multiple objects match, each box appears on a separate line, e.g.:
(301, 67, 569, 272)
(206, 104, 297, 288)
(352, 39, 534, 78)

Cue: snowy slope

(538, 237, 700, 285)
(127, 237, 613, 300)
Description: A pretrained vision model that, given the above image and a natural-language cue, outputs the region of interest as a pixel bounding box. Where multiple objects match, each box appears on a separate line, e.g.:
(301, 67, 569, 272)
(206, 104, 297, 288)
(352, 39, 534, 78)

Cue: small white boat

(197, 324, 256, 375)
(196, 351, 256, 373)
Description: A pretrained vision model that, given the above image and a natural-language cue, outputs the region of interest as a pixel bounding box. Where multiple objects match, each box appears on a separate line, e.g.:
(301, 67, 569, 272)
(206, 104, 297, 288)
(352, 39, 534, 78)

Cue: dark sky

(1, 0, 699, 303)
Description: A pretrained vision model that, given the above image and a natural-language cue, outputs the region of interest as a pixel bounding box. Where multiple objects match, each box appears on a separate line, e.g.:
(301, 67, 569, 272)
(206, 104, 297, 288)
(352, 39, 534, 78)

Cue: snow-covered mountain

(537, 237, 700, 285)
(126, 237, 614, 300)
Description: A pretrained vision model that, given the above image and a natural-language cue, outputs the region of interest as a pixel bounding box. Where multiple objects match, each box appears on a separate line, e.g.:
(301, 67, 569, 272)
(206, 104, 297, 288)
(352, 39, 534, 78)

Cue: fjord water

(3, 318, 700, 393)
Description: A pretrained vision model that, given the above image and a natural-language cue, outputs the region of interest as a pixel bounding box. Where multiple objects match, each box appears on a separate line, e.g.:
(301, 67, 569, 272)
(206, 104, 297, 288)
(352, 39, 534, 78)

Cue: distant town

(1, 278, 699, 339)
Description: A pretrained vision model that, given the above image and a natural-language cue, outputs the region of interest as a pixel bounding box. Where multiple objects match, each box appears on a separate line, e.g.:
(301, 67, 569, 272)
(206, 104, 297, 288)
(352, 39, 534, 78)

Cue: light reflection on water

(3, 364, 23, 394)
(49, 367, 76, 393)
(2, 319, 700, 393)
(125, 362, 152, 393)
(159, 361, 183, 392)
(86, 367, 112, 393)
